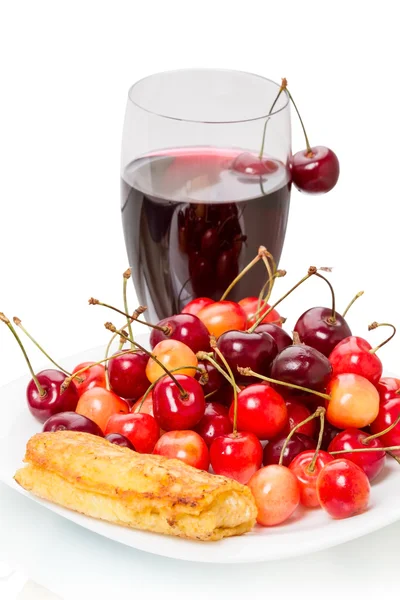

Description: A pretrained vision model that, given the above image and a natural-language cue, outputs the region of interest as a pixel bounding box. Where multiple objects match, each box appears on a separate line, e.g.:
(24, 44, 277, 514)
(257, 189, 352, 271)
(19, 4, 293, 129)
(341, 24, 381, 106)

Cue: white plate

(1, 339, 400, 564)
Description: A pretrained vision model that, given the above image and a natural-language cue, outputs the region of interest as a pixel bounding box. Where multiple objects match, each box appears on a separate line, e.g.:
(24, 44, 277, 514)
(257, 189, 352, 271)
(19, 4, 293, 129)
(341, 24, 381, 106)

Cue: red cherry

(377, 377, 400, 403)
(203, 402, 229, 417)
(195, 361, 226, 398)
(289, 450, 333, 507)
(281, 399, 316, 438)
(108, 351, 149, 401)
(43, 411, 103, 437)
(255, 323, 292, 353)
(217, 330, 278, 382)
(105, 412, 160, 453)
(210, 432, 263, 484)
(329, 336, 382, 385)
(26, 369, 79, 423)
(72, 362, 106, 396)
(197, 301, 247, 339)
(292, 146, 339, 194)
(232, 152, 279, 176)
(229, 383, 288, 440)
(181, 297, 214, 316)
(328, 428, 386, 481)
(152, 374, 205, 431)
(194, 413, 233, 447)
(105, 433, 135, 450)
(239, 296, 282, 328)
(154, 430, 209, 470)
(149, 314, 211, 354)
(317, 459, 370, 519)
(294, 307, 351, 357)
(248, 465, 300, 526)
(370, 397, 400, 455)
(130, 392, 154, 417)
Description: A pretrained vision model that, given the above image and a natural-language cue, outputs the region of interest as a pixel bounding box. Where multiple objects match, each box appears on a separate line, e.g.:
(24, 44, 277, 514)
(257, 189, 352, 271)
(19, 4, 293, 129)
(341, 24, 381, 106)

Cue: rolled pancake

(14, 431, 257, 541)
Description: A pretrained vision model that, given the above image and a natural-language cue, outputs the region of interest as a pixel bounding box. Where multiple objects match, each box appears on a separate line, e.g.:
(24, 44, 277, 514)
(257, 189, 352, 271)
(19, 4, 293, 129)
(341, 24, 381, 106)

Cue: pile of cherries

(2, 249, 400, 530)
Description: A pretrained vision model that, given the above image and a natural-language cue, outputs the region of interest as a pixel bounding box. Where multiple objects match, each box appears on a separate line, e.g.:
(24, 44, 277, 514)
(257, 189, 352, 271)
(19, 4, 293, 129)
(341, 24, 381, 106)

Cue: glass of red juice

(121, 69, 291, 322)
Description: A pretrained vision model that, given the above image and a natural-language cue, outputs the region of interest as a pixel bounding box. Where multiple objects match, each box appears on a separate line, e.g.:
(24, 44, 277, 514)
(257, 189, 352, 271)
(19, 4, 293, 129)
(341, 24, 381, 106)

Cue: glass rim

(127, 68, 289, 124)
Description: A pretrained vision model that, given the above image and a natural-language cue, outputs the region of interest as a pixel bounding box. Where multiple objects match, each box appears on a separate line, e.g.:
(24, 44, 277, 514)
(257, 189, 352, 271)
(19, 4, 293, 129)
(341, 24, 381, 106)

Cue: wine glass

(121, 69, 291, 322)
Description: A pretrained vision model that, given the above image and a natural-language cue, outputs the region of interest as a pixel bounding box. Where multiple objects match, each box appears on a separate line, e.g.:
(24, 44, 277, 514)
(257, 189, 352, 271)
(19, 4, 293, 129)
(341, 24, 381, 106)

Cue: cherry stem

(89, 298, 169, 335)
(330, 446, 400, 455)
(13, 317, 72, 376)
(386, 450, 400, 465)
(279, 407, 325, 466)
(363, 413, 400, 444)
(237, 366, 330, 400)
(308, 409, 326, 472)
(123, 269, 134, 349)
(219, 247, 265, 301)
(104, 321, 188, 398)
(315, 272, 336, 323)
(196, 351, 241, 393)
(136, 365, 207, 412)
(259, 254, 274, 307)
(0, 312, 46, 397)
(256, 270, 287, 316)
(62, 349, 137, 392)
(259, 78, 287, 160)
(248, 266, 318, 332)
(368, 322, 396, 354)
(210, 338, 238, 434)
(342, 291, 364, 318)
(285, 88, 312, 155)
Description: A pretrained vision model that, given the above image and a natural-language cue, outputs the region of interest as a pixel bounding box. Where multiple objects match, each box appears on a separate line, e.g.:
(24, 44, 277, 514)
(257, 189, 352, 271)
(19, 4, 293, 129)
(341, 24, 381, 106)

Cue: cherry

(281, 399, 316, 438)
(217, 330, 278, 382)
(248, 465, 300, 526)
(292, 147, 340, 194)
(370, 397, 400, 455)
(181, 297, 214, 316)
(108, 350, 149, 400)
(195, 361, 226, 398)
(216, 249, 239, 290)
(328, 428, 386, 481)
(289, 450, 333, 508)
(294, 307, 351, 358)
(26, 369, 79, 423)
(191, 256, 216, 297)
(229, 383, 288, 440)
(326, 373, 380, 429)
(201, 228, 220, 260)
(320, 420, 342, 451)
(329, 336, 382, 385)
(76, 387, 129, 432)
(146, 339, 198, 382)
(377, 377, 400, 403)
(210, 432, 263, 484)
(255, 323, 292, 353)
(105, 433, 135, 450)
(43, 411, 103, 437)
(149, 314, 210, 354)
(105, 412, 160, 453)
(154, 430, 210, 470)
(317, 459, 370, 519)
(152, 374, 205, 431)
(72, 362, 106, 396)
(202, 402, 229, 417)
(263, 433, 316, 467)
(197, 301, 246, 338)
(232, 152, 279, 176)
(238, 297, 282, 328)
(131, 392, 154, 416)
(194, 411, 232, 447)
(270, 344, 332, 397)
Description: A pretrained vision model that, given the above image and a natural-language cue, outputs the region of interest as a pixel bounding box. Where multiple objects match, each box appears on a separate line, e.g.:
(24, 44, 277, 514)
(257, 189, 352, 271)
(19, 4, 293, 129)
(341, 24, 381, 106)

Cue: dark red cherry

(217, 330, 278, 381)
(195, 361, 226, 398)
(255, 323, 292, 353)
(194, 406, 232, 447)
(150, 314, 210, 354)
(105, 432, 135, 450)
(263, 433, 316, 467)
(43, 411, 103, 436)
(292, 146, 339, 194)
(294, 307, 351, 357)
(108, 351, 149, 401)
(152, 374, 205, 431)
(27, 369, 79, 423)
(201, 228, 220, 260)
(320, 420, 342, 451)
(329, 336, 382, 385)
(270, 344, 332, 397)
(191, 256, 216, 297)
(216, 249, 239, 289)
(232, 152, 279, 175)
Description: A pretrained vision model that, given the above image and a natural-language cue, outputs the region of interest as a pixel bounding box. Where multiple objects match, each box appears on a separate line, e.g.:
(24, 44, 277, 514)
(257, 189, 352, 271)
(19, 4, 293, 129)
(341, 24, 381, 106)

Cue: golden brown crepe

(14, 431, 257, 541)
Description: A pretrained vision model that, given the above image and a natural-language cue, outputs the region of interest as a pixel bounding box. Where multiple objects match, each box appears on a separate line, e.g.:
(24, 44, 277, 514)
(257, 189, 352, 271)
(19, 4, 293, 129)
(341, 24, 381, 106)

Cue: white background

(1, 1, 399, 597)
